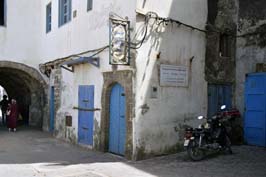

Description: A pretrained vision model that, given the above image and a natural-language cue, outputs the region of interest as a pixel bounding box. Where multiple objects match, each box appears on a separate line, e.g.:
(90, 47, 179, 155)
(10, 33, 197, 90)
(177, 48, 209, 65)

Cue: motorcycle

(184, 105, 232, 161)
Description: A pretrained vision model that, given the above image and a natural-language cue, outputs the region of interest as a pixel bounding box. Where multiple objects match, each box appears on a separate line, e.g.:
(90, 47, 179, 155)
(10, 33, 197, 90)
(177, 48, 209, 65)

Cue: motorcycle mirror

(198, 116, 204, 120)
(221, 105, 226, 110)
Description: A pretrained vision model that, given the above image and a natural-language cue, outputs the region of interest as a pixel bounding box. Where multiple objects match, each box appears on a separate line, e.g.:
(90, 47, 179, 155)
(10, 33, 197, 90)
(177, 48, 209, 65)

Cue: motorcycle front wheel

(187, 139, 205, 161)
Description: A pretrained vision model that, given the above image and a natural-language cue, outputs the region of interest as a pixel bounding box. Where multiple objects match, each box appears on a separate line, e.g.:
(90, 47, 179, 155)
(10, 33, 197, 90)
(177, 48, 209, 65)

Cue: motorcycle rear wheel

(187, 139, 205, 161)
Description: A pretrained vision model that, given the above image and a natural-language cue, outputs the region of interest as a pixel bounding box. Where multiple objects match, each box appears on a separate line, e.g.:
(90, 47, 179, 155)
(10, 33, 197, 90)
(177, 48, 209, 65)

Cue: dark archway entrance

(0, 61, 47, 128)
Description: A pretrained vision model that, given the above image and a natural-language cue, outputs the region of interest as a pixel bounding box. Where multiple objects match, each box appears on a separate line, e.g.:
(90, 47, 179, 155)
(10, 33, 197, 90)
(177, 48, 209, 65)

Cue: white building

(0, 0, 208, 160)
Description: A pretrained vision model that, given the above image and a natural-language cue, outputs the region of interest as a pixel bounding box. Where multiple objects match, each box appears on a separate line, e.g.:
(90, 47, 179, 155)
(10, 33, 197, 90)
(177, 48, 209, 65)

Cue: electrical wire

(130, 12, 157, 49)
(152, 16, 207, 33)
(131, 11, 265, 50)
(130, 24, 148, 49)
(75, 45, 109, 58)
(43, 45, 109, 66)
(43, 11, 263, 68)
(130, 11, 208, 49)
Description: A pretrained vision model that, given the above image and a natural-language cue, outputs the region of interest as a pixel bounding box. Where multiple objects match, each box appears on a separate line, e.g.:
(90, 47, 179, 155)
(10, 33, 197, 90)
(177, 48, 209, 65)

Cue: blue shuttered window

(46, 3, 52, 33)
(87, 0, 93, 11)
(59, 0, 72, 27)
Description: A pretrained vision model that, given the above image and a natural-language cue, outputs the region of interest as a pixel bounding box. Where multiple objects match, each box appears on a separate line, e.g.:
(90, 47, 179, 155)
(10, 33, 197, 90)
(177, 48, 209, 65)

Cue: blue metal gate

(245, 73, 266, 147)
(49, 86, 54, 132)
(78, 85, 94, 145)
(208, 84, 232, 116)
(109, 83, 126, 155)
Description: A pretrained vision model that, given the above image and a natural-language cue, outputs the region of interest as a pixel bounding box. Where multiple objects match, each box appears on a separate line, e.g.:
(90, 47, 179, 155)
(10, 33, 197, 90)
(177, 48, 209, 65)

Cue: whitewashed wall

(0, 0, 42, 67)
(40, 0, 136, 143)
(40, 0, 136, 66)
(134, 0, 208, 157)
(0, 0, 208, 158)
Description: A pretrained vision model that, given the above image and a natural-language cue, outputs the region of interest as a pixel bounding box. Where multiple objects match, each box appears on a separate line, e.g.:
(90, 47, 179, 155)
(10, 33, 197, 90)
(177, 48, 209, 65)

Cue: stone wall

(236, 0, 266, 115)
(204, 0, 266, 143)
(0, 61, 48, 128)
(205, 0, 237, 84)
(50, 65, 64, 137)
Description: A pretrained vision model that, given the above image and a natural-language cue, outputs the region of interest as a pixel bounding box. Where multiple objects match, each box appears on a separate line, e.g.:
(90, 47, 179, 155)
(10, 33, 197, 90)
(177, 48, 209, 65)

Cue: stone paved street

(0, 127, 266, 177)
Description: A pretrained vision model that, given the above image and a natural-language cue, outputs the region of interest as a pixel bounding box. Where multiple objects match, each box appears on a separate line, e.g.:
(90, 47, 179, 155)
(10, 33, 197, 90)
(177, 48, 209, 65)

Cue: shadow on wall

(134, 0, 207, 160)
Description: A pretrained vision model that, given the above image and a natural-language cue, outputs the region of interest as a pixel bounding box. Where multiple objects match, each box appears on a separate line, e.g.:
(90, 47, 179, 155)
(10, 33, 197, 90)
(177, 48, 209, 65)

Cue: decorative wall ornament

(109, 15, 130, 65)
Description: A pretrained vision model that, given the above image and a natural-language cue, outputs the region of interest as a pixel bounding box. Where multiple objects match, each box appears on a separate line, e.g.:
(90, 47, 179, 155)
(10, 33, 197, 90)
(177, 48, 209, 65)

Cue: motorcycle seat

(195, 128, 203, 132)
(185, 127, 193, 131)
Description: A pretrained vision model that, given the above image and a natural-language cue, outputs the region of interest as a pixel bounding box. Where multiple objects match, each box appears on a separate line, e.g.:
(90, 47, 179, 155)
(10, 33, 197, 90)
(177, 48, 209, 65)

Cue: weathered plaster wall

(40, 0, 136, 67)
(205, 0, 237, 84)
(134, 0, 208, 159)
(50, 0, 208, 160)
(40, 0, 137, 151)
(236, 0, 266, 115)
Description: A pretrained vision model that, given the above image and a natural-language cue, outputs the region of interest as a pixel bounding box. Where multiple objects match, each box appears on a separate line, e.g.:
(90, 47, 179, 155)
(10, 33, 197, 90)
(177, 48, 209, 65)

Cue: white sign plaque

(160, 64, 188, 87)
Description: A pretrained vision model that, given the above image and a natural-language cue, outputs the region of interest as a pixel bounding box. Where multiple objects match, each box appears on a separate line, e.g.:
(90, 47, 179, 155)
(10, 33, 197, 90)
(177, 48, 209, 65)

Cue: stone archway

(0, 61, 48, 128)
(100, 70, 134, 159)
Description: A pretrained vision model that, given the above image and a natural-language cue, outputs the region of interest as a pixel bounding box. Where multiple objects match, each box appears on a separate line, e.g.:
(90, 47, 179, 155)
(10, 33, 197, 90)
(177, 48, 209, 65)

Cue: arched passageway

(0, 61, 47, 128)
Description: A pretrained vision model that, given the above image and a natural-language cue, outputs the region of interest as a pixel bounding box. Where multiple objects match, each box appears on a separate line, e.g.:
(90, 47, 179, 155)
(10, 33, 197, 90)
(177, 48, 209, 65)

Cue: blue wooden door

(208, 84, 232, 116)
(49, 86, 55, 132)
(78, 85, 94, 145)
(245, 73, 266, 147)
(109, 83, 126, 155)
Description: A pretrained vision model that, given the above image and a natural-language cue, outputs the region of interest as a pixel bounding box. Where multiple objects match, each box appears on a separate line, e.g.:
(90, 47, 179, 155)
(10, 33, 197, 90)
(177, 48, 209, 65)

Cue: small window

(0, 0, 6, 26)
(87, 0, 93, 11)
(219, 34, 230, 57)
(46, 3, 52, 33)
(59, 0, 71, 27)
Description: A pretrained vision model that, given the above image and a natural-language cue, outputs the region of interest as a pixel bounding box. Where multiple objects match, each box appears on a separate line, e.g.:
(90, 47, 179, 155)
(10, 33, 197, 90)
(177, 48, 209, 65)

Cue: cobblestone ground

(0, 126, 266, 177)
